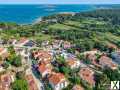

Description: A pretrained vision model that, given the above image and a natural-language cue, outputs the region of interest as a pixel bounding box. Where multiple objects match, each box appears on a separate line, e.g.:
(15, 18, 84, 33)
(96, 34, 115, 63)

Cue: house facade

(49, 73, 68, 90)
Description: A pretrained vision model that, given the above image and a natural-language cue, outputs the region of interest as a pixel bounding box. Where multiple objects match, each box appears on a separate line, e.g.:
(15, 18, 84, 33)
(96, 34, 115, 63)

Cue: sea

(0, 4, 120, 24)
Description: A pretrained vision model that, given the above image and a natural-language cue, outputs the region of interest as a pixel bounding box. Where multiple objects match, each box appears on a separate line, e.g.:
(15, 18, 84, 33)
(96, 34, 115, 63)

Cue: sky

(0, 0, 120, 4)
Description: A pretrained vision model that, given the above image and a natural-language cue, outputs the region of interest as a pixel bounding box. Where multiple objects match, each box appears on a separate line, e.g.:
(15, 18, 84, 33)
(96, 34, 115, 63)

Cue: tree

(8, 54, 22, 67)
(103, 68, 120, 81)
(59, 66, 70, 76)
(69, 75, 81, 84)
(94, 73, 110, 90)
(8, 46, 15, 55)
(45, 84, 52, 90)
(12, 79, 28, 90)
(3, 62, 9, 69)
(16, 71, 25, 79)
(57, 56, 66, 65)
(12, 55, 22, 67)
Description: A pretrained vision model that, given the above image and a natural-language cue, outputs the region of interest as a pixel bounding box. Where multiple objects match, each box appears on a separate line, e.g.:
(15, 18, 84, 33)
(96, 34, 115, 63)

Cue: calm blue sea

(0, 4, 119, 24)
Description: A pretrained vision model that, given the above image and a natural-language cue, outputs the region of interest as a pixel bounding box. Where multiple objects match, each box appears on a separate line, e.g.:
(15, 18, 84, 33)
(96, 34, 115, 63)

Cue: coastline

(32, 12, 75, 25)
(0, 4, 119, 24)
(33, 17, 42, 24)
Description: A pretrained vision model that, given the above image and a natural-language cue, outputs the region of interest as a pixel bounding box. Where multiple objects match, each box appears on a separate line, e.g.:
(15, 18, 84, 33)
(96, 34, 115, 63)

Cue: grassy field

(30, 33, 52, 41)
(63, 20, 83, 27)
(48, 23, 77, 30)
(46, 18, 120, 48)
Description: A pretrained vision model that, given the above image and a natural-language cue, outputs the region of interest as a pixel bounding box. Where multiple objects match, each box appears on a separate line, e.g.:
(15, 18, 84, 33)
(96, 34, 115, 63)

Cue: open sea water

(0, 4, 119, 24)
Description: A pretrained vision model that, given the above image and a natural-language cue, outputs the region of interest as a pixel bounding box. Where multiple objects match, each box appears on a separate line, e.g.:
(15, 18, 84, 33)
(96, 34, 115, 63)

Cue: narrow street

(27, 54, 44, 90)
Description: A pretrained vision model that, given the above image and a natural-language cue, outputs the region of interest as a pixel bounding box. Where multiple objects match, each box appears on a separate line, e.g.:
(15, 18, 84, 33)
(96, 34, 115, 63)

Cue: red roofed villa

(99, 55, 118, 70)
(49, 72, 69, 90)
(33, 50, 52, 62)
(79, 67, 95, 86)
(38, 61, 52, 78)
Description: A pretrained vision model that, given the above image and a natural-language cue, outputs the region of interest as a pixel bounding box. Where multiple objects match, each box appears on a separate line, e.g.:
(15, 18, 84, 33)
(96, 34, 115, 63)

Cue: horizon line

(0, 3, 120, 5)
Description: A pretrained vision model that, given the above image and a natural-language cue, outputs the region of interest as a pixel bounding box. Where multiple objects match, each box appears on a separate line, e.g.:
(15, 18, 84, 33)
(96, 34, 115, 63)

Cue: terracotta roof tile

(49, 73, 65, 85)
(19, 37, 28, 44)
(99, 56, 118, 70)
(79, 68, 95, 86)
(26, 75, 38, 90)
(33, 50, 52, 62)
(38, 62, 52, 74)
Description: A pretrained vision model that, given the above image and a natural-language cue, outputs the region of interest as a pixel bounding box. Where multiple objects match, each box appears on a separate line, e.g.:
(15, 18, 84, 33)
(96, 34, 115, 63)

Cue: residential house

(49, 72, 68, 90)
(86, 54, 101, 67)
(79, 67, 95, 86)
(63, 41, 71, 49)
(13, 38, 31, 60)
(83, 49, 99, 55)
(26, 74, 38, 90)
(66, 57, 80, 69)
(72, 85, 84, 90)
(52, 40, 63, 49)
(99, 55, 118, 70)
(0, 47, 8, 60)
(33, 50, 52, 63)
(15, 37, 29, 47)
(14, 37, 35, 47)
(61, 51, 76, 60)
(38, 61, 52, 78)
(0, 73, 15, 90)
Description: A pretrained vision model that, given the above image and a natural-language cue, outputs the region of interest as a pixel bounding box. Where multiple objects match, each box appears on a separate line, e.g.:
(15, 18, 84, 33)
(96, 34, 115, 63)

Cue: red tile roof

(99, 56, 118, 70)
(66, 57, 79, 67)
(86, 54, 101, 67)
(38, 63, 51, 73)
(49, 73, 66, 85)
(38, 61, 52, 75)
(33, 50, 52, 62)
(19, 37, 28, 43)
(0, 73, 12, 90)
(26, 74, 38, 90)
(79, 68, 95, 86)
(66, 60, 76, 66)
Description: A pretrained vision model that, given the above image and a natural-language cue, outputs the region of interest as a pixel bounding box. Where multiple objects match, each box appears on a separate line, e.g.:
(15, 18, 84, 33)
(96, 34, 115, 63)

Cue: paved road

(28, 56, 44, 90)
